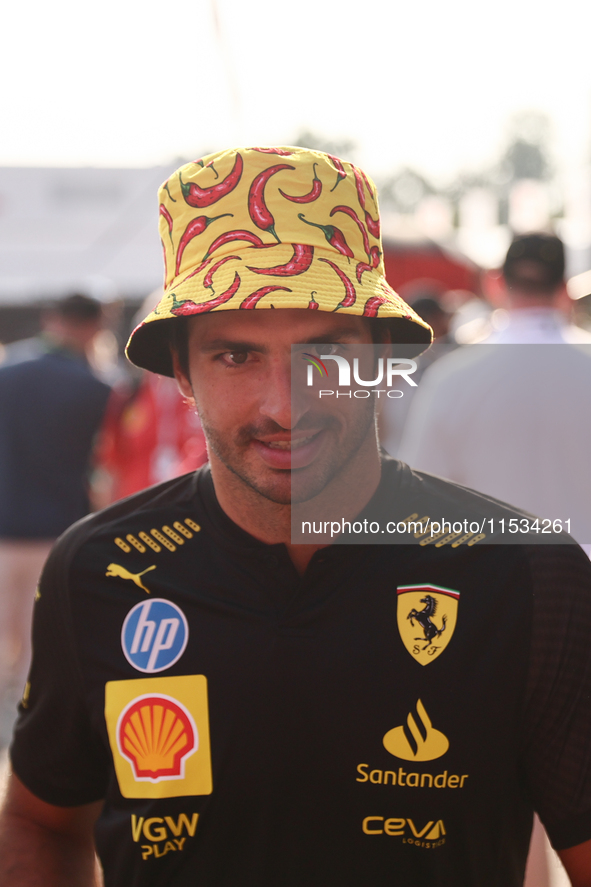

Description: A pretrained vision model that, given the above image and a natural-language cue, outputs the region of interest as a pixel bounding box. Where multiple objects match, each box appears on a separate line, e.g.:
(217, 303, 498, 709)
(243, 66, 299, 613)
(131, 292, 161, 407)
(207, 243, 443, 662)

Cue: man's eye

(226, 351, 248, 365)
(311, 343, 340, 356)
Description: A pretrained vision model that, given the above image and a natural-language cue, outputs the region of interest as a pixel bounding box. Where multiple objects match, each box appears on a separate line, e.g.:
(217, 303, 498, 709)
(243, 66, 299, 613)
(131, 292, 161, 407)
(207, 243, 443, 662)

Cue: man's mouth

(250, 430, 326, 469)
(264, 434, 318, 451)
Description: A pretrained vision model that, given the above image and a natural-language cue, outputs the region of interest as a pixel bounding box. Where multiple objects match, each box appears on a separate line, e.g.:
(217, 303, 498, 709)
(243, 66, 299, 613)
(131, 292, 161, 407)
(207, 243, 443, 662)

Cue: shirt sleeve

(522, 544, 591, 850)
(9, 531, 109, 807)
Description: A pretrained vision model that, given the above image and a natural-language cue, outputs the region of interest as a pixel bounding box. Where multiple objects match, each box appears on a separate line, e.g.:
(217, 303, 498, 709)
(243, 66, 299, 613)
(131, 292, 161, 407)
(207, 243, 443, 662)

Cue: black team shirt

(10, 459, 591, 886)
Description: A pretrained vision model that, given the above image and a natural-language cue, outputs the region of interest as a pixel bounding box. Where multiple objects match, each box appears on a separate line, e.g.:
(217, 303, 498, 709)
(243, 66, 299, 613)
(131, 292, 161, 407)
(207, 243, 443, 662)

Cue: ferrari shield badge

(397, 584, 459, 666)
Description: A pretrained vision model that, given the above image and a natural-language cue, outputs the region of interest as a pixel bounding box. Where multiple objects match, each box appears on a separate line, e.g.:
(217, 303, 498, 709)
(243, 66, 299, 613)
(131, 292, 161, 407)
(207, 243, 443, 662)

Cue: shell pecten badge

(105, 675, 212, 798)
(397, 584, 459, 665)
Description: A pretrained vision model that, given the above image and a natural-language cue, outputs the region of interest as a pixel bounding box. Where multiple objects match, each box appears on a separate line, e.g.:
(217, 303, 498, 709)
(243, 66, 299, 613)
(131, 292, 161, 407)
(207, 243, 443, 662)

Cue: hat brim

(127, 314, 432, 378)
(126, 243, 432, 377)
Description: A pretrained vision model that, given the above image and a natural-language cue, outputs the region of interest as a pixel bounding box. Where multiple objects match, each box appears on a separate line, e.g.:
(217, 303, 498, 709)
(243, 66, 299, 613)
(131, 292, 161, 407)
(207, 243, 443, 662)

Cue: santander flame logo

(116, 694, 198, 782)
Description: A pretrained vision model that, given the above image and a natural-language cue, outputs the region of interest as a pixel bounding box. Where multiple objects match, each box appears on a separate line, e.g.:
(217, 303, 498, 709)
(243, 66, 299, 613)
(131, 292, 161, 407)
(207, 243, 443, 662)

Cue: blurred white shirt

(398, 323, 591, 548)
(485, 306, 591, 345)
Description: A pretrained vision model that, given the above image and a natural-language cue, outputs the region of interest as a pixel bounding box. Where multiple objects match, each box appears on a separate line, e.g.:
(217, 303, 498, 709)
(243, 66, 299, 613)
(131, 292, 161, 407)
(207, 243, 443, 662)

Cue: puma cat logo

(106, 563, 156, 594)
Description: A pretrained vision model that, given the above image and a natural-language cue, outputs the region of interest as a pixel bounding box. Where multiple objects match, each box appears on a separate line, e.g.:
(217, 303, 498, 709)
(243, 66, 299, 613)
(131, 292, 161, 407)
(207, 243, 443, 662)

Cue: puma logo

(106, 563, 156, 594)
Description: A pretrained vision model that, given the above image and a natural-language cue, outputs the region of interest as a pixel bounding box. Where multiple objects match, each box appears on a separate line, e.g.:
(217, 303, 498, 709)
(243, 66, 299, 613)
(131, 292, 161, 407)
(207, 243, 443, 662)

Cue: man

(0, 294, 111, 747)
(0, 149, 590, 887)
(484, 233, 591, 345)
(398, 233, 591, 550)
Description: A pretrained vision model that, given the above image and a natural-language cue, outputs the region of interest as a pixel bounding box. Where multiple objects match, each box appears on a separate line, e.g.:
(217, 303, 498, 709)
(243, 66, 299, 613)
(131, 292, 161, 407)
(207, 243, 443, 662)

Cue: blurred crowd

(0, 232, 589, 886)
(0, 291, 207, 748)
(1, 232, 591, 749)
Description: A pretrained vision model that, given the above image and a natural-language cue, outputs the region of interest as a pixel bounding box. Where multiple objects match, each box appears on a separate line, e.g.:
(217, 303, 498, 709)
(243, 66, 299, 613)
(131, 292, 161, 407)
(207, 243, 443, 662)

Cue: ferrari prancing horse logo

(397, 585, 460, 666)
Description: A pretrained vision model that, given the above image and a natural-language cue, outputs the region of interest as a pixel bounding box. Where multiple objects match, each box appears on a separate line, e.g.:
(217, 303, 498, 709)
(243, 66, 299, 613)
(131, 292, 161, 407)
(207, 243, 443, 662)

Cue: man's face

(173, 309, 379, 505)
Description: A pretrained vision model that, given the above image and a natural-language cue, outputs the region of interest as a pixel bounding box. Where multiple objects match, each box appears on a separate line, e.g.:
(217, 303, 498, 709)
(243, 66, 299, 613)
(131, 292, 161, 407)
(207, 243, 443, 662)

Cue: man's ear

(171, 348, 195, 405)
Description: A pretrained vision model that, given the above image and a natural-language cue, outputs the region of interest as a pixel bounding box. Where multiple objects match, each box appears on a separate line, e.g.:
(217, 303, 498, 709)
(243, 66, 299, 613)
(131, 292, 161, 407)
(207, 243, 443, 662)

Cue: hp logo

(121, 599, 188, 673)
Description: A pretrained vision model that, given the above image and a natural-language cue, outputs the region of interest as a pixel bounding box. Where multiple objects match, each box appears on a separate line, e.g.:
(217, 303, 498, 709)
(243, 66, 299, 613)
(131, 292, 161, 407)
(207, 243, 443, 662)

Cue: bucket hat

(126, 146, 433, 376)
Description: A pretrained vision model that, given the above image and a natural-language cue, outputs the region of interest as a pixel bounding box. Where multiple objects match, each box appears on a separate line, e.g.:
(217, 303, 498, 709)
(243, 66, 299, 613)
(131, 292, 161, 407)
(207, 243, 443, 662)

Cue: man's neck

(210, 436, 383, 575)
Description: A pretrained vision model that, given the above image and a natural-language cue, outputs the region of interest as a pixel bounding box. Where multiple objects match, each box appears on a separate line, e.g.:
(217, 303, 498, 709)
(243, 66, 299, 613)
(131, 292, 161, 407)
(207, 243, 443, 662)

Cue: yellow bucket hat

(126, 146, 432, 376)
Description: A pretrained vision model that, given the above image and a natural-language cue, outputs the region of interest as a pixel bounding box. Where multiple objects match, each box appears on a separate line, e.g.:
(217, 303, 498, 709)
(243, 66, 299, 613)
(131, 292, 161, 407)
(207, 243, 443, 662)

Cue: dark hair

(409, 297, 447, 323)
(51, 293, 103, 322)
(170, 317, 190, 378)
(169, 315, 390, 381)
(502, 234, 565, 294)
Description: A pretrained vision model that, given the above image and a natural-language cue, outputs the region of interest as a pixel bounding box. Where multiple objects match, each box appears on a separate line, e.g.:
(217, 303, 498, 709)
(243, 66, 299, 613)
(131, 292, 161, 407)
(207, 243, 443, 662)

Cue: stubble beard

(196, 400, 377, 506)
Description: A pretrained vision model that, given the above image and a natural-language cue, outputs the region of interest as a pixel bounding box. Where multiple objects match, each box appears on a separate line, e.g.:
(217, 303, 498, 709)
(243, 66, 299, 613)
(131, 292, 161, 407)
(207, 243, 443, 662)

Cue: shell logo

(116, 693, 198, 782)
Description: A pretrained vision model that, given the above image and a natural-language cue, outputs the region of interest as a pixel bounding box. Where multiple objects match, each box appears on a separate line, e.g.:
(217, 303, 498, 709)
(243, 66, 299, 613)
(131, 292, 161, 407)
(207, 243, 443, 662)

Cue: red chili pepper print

(308, 292, 319, 310)
(240, 285, 291, 309)
(319, 257, 356, 310)
(355, 260, 372, 283)
(175, 214, 233, 276)
(170, 272, 241, 316)
(328, 154, 347, 191)
(362, 294, 388, 317)
(329, 205, 371, 255)
(365, 211, 380, 238)
(177, 258, 212, 287)
(202, 229, 278, 262)
(159, 204, 174, 245)
(179, 153, 243, 208)
(369, 246, 381, 268)
(250, 147, 294, 155)
(279, 163, 322, 204)
(160, 240, 168, 292)
(351, 166, 367, 210)
(203, 255, 241, 290)
(359, 167, 374, 197)
(248, 163, 295, 242)
(298, 214, 354, 259)
(247, 244, 314, 277)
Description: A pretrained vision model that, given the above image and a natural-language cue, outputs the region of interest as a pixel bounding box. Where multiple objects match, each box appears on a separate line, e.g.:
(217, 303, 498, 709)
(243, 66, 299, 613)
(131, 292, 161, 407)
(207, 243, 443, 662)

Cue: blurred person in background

(0, 294, 111, 746)
(398, 233, 591, 519)
(409, 296, 453, 345)
(379, 294, 454, 456)
(483, 233, 591, 344)
(94, 373, 208, 504)
(94, 291, 208, 506)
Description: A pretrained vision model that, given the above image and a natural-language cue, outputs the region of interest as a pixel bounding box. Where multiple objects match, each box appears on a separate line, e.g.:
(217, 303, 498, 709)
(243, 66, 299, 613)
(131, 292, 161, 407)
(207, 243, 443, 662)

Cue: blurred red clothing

(96, 374, 207, 502)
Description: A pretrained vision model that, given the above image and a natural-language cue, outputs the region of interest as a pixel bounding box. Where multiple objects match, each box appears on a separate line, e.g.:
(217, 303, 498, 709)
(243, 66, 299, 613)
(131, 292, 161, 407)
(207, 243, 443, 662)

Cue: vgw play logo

(302, 352, 418, 398)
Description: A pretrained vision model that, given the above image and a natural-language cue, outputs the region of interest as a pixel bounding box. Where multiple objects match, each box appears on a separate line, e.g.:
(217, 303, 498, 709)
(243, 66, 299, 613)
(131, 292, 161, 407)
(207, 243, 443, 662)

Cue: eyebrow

(298, 327, 364, 344)
(199, 327, 364, 353)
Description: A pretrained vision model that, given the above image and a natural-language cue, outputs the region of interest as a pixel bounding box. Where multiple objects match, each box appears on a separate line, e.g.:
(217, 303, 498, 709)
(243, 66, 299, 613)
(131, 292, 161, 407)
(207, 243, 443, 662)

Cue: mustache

(234, 415, 340, 444)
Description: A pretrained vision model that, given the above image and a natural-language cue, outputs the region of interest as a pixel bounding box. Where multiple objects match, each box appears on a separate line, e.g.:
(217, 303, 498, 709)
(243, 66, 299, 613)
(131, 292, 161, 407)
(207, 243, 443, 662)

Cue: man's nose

(259, 358, 306, 429)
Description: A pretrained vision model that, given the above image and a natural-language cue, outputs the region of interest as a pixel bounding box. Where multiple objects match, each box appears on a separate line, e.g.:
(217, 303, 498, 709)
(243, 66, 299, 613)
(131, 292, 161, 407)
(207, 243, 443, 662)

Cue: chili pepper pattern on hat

(126, 146, 433, 376)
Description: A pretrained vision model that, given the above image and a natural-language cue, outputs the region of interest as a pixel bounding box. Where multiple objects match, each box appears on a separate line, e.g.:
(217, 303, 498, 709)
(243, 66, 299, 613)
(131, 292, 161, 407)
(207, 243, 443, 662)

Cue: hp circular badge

(121, 599, 189, 673)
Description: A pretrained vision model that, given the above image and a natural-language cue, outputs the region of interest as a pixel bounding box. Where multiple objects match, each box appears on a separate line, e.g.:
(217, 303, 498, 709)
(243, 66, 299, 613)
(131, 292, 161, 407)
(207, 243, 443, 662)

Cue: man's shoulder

(384, 456, 532, 515)
(0, 337, 45, 369)
(383, 458, 574, 545)
(0, 345, 108, 389)
(400, 461, 530, 516)
(50, 470, 204, 566)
